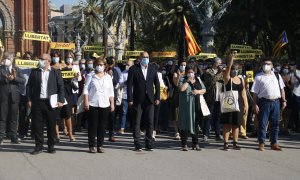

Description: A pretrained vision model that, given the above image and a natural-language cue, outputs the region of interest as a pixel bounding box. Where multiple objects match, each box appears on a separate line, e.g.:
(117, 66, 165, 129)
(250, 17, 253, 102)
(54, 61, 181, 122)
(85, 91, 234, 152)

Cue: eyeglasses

(97, 64, 105, 66)
(263, 63, 272, 65)
(142, 56, 149, 58)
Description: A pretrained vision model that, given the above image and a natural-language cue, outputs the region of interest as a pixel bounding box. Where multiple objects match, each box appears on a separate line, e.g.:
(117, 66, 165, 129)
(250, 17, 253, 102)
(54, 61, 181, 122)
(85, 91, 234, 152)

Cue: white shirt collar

(40, 66, 51, 71)
(140, 64, 148, 70)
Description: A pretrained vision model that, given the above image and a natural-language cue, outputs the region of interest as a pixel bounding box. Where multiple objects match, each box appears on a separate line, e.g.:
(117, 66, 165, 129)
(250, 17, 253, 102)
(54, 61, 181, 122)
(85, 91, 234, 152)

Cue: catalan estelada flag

(183, 16, 201, 56)
(273, 31, 288, 58)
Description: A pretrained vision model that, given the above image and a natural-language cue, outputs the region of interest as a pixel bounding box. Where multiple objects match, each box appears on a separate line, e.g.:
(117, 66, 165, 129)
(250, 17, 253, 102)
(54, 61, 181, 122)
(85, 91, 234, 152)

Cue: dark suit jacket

(0, 65, 26, 103)
(127, 64, 160, 104)
(27, 67, 65, 103)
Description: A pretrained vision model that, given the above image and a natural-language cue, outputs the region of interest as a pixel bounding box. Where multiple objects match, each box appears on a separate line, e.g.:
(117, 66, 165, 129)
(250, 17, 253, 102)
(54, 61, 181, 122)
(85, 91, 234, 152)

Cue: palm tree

(155, 0, 196, 60)
(105, 0, 160, 52)
(72, 0, 103, 47)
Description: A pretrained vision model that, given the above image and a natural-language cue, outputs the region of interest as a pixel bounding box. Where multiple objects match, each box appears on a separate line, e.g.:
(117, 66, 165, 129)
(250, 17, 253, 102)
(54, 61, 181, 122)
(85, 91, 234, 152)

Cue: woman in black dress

(222, 52, 248, 150)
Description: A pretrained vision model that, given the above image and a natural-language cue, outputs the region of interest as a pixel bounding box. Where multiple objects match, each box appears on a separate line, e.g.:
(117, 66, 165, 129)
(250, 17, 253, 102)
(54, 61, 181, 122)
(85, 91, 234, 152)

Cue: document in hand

(50, 94, 68, 108)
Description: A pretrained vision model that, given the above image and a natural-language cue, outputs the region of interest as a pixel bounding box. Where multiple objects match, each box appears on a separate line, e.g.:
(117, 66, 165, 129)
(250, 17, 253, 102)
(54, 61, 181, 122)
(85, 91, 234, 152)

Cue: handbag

(160, 87, 168, 101)
(219, 79, 240, 113)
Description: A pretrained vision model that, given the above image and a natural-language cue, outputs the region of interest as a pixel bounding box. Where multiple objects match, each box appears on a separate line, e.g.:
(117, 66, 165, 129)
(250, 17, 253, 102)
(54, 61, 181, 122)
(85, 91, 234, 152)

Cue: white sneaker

(175, 133, 180, 140)
(152, 131, 156, 141)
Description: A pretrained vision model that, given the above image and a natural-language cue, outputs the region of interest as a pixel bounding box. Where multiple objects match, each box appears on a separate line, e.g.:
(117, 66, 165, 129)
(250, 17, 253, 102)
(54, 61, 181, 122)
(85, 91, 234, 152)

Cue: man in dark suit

(127, 51, 160, 151)
(0, 52, 26, 145)
(27, 54, 65, 155)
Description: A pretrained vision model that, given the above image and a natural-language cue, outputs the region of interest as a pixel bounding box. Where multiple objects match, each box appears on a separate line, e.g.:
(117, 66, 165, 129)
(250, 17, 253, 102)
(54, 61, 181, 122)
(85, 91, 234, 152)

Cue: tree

(154, 0, 194, 60)
(105, 0, 160, 55)
(72, 0, 103, 47)
(187, 0, 232, 53)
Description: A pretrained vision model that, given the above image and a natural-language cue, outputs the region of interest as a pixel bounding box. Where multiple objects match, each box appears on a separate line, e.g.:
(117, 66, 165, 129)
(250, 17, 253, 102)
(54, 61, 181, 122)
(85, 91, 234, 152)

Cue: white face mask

(3, 59, 12, 67)
(66, 58, 73, 64)
(263, 64, 272, 73)
(187, 72, 195, 78)
(96, 65, 105, 73)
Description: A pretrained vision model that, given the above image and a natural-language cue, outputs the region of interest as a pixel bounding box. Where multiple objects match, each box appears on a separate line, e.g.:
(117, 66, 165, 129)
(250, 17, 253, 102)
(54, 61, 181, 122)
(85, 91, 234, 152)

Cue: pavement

(0, 131, 300, 180)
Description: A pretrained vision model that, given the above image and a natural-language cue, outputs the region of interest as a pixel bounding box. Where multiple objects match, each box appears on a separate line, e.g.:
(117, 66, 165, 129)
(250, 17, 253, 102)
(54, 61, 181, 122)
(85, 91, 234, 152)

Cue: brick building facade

(0, 0, 48, 56)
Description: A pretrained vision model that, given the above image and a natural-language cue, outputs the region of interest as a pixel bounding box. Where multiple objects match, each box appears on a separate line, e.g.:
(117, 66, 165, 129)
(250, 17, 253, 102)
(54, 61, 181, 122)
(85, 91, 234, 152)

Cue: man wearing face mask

(0, 52, 26, 145)
(27, 54, 65, 155)
(203, 57, 224, 142)
(127, 52, 160, 151)
(251, 58, 287, 151)
(18, 52, 35, 140)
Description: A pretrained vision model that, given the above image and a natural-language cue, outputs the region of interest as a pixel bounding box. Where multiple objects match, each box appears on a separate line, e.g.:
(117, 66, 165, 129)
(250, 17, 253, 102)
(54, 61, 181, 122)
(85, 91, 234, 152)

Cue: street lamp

(75, 10, 85, 62)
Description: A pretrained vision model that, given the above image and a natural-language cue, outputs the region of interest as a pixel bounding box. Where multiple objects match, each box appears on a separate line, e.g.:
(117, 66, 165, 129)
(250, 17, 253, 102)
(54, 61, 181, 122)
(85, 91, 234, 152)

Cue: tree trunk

(102, 3, 108, 56)
(178, 15, 185, 62)
(115, 18, 124, 60)
(248, 0, 257, 47)
(130, 15, 135, 51)
(201, 0, 215, 53)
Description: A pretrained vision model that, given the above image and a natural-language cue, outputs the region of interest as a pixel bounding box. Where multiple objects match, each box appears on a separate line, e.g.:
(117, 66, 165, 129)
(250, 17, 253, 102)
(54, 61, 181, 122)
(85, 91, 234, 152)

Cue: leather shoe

(258, 143, 265, 151)
(97, 147, 105, 153)
(47, 147, 56, 154)
(31, 148, 43, 155)
(89, 147, 97, 153)
(271, 144, 282, 151)
(108, 136, 116, 142)
(11, 137, 21, 144)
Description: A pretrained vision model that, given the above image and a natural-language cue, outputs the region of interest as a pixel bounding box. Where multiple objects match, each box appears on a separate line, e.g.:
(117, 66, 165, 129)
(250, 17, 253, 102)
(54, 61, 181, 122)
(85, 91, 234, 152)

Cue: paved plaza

(0, 131, 300, 180)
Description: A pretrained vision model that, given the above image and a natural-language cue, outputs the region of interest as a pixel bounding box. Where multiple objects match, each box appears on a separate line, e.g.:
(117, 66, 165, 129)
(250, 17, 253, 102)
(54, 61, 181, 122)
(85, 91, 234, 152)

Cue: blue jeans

(121, 99, 128, 129)
(258, 99, 280, 145)
(203, 102, 221, 137)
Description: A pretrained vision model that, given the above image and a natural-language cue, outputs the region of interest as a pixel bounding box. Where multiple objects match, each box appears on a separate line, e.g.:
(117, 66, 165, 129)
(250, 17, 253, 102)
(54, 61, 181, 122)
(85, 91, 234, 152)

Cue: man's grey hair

(213, 57, 222, 64)
(3, 52, 14, 60)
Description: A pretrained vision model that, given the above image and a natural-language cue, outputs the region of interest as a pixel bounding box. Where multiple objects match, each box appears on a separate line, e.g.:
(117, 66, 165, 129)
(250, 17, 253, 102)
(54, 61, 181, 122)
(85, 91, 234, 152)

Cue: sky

(50, 0, 81, 8)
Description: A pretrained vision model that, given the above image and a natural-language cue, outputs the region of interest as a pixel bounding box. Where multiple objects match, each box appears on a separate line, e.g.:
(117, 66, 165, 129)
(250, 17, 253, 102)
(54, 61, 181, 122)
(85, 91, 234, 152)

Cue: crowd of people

(0, 48, 299, 154)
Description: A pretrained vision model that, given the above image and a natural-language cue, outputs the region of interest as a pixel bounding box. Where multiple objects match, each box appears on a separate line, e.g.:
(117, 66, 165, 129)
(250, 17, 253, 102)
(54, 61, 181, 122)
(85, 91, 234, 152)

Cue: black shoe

(31, 148, 43, 155)
(134, 144, 143, 152)
(97, 147, 105, 153)
(233, 142, 242, 150)
(223, 142, 229, 151)
(47, 147, 56, 154)
(11, 137, 21, 144)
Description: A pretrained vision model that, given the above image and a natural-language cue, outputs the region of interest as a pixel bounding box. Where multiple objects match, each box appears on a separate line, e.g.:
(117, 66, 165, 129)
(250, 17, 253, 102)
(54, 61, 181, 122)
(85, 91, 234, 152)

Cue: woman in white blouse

(83, 58, 115, 153)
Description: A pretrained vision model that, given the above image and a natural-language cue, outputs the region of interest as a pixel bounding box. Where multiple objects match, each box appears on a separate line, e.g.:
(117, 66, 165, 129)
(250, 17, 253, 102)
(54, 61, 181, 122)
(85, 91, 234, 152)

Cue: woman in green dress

(178, 64, 206, 151)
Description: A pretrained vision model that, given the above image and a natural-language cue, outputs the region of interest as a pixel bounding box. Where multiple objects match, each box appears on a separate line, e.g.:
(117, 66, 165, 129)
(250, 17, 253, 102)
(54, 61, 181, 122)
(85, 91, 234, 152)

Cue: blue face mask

(141, 58, 149, 66)
(39, 60, 46, 69)
(87, 64, 93, 69)
(52, 57, 59, 63)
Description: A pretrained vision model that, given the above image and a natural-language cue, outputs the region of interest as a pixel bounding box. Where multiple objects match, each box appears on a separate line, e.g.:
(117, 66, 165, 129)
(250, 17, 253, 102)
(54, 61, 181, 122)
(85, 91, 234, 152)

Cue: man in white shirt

(251, 58, 287, 151)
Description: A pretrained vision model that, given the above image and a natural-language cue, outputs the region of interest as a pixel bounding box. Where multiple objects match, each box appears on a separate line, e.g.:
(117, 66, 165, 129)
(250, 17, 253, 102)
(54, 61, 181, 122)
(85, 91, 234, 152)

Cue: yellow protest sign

(83, 46, 105, 52)
(50, 42, 75, 50)
(16, 52, 21, 58)
(116, 60, 129, 63)
(22, 32, 51, 42)
(188, 53, 217, 60)
(246, 71, 254, 83)
(61, 71, 76, 79)
(152, 51, 177, 58)
(233, 53, 256, 60)
(230, 44, 252, 50)
(15, 59, 39, 68)
(125, 51, 144, 57)
(240, 49, 263, 55)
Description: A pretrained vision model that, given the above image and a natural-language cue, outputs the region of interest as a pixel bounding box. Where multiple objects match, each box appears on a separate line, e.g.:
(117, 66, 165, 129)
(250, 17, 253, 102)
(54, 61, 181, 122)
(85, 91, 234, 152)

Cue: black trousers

(88, 106, 109, 147)
(31, 99, 56, 149)
(132, 98, 154, 148)
(181, 109, 201, 146)
(108, 100, 116, 137)
(154, 104, 161, 131)
(18, 95, 30, 136)
(0, 93, 19, 139)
